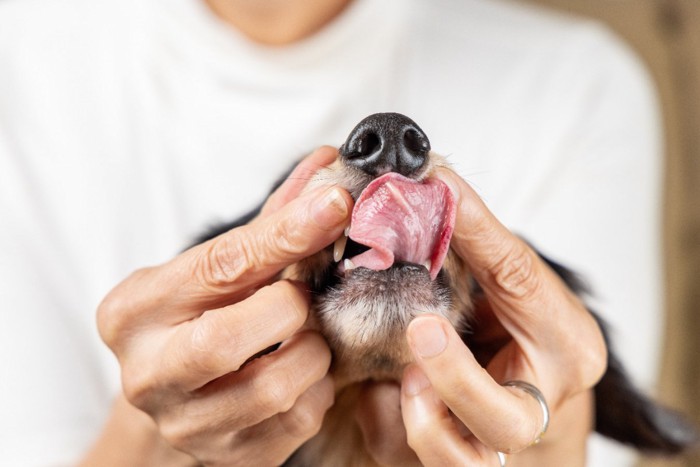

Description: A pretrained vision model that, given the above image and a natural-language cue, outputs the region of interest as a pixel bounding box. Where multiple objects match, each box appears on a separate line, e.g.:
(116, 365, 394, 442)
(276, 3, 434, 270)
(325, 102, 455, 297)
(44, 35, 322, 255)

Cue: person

(0, 0, 663, 465)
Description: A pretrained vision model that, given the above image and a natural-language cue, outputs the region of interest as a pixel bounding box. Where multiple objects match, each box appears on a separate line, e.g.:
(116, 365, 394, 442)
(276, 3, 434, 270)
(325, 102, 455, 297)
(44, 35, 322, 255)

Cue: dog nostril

(403, 128, 429, 155)
(355, 132, 381, 158)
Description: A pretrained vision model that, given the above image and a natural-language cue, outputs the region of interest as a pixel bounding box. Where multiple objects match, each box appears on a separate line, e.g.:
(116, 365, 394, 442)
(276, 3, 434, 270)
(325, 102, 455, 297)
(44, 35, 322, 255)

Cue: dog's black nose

(340, 113, 430, 177)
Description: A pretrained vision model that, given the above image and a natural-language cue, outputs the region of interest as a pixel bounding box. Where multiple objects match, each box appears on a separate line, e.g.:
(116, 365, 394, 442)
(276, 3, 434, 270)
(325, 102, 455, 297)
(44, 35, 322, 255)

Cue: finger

(99, 183, 353, 339)
(434, 168, 578, 325)
(355, 382, 420, 466)
(401, 364, 494, 466)
(227, 375, 335, 466)
(122, 281, 311, 400)
(434, 168, 605, 382)
(260, 146, 339, 217)
(177, 183, 353, 309)
(153, 331, 332, 457)
(406, 315, 546, 453)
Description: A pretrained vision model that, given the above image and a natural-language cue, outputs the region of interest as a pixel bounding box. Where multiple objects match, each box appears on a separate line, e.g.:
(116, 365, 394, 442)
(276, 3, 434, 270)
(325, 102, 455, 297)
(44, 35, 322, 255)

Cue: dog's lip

(338, 172, 456, 280)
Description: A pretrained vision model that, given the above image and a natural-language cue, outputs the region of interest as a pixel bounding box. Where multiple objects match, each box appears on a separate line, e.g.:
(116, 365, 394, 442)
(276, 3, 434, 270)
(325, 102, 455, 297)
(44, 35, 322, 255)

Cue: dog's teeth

(334, 235, 348, 262)
(423, 260, 432, 271)
(344, 225, 351, 237)
(344, 259, 356, 271)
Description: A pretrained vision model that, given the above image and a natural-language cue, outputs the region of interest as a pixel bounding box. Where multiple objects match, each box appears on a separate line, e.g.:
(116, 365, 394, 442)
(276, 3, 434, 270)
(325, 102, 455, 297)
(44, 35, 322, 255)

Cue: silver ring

(501, 380, 550, 445)
(497, 450, 507, 466)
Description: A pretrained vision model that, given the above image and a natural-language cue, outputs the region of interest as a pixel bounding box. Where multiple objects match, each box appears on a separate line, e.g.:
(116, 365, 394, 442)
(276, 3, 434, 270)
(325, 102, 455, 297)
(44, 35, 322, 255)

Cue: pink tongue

(348, 173, 456, 280)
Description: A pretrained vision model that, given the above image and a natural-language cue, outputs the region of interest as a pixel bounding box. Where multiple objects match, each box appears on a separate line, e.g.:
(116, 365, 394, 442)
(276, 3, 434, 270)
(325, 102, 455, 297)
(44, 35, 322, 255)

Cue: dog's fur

(196, 113, 696, 465)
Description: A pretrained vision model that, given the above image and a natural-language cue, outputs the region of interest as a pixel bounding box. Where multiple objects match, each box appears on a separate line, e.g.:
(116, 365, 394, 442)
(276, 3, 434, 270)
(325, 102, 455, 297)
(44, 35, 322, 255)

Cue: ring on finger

(502, 380, 550, 445)
(497, 450, 507, 466)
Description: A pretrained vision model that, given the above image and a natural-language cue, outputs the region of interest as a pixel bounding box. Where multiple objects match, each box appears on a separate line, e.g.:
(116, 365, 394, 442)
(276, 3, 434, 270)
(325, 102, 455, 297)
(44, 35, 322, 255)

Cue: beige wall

(520, 1, 700, 465)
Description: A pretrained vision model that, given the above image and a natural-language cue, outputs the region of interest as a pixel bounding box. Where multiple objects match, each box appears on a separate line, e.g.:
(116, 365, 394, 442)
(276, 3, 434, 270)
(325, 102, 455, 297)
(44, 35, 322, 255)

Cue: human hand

(357, 167, 606, 466)
(97, 147, 353, 465)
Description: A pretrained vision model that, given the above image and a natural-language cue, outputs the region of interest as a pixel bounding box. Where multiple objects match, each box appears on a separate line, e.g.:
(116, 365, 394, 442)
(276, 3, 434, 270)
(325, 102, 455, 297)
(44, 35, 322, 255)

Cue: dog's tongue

(348, 173, 456, 280)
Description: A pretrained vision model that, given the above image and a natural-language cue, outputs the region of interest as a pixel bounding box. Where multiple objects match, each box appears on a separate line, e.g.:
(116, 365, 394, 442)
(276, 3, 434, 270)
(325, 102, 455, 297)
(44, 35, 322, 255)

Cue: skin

(89, 1, 608, 465)
(204, 0, 353, 46)
(355, 167, 605, 466)
(92, 148, 606, 466)
(92, 147, 350, 466)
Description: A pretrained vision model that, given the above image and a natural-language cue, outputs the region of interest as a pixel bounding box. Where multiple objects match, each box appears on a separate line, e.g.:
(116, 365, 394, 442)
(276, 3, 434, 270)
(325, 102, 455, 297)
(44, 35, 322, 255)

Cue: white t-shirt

(0, 0, 663, 465)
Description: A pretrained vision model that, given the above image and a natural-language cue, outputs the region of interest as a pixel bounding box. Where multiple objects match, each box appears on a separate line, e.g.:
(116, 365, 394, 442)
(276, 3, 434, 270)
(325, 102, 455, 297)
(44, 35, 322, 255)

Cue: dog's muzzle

(332, 113, 456, 280)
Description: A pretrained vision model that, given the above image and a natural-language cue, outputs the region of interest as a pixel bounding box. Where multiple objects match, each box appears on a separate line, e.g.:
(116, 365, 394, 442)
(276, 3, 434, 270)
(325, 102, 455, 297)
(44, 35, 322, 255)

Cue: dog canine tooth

(334, 235, 348, 262)
(343, 258, 356, 271)
(344, 225, 351, 237)
(423, 260, 432, 271)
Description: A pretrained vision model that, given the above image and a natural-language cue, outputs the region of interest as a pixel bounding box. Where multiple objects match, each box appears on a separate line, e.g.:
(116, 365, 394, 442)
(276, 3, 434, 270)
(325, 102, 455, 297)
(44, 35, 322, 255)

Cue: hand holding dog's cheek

(433, 168, 606, 400)
(96, 181, 353, 464)
(394, 168, 607, 463)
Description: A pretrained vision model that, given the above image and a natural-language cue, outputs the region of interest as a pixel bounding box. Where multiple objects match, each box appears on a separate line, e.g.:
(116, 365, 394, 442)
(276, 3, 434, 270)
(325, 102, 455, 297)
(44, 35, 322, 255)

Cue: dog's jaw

(320, 264, 452, 384)
(281, 153, 473, 387)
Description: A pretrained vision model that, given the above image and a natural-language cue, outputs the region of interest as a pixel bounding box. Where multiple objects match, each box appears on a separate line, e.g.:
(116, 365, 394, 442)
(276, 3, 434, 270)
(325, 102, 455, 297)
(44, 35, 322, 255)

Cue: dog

(196, 113, 696, 465)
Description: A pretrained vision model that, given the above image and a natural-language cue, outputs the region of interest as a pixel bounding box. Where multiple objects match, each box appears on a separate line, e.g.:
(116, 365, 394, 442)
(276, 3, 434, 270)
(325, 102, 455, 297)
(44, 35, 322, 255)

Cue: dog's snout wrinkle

(340, 112, 430, 177)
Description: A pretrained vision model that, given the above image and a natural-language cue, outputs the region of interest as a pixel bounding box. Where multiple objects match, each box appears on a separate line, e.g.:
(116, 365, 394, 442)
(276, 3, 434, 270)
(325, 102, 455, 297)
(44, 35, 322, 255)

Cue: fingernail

(403, 365, 431, 396)
(312, 187, 350, 227)
(409, 317, 448, 359)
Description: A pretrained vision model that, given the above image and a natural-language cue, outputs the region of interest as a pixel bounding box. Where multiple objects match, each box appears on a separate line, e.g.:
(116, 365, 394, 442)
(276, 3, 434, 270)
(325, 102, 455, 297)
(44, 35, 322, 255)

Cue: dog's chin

(319, 262, 452, 385)
(278, 247, 471, 388)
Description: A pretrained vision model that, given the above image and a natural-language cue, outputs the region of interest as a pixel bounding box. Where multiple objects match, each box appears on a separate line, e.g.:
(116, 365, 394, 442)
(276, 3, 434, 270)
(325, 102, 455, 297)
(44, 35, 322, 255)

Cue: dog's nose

(340, 113, 430, 177)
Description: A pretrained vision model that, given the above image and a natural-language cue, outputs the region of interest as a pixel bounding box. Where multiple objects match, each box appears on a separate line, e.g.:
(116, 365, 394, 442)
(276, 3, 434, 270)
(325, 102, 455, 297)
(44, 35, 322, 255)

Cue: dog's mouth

(333, 172, 456, 279)
(297, 113, 470, 384)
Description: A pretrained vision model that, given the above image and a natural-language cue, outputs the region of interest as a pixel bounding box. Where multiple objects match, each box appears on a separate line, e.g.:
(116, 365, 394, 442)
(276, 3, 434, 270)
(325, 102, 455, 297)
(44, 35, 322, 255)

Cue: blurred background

(522, 1, 700, 465)
(2, 0, 695, 464)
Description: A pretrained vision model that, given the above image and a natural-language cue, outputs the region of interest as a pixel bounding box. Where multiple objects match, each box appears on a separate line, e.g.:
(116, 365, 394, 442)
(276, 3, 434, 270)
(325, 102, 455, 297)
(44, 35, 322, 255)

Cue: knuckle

(263, 218, 312, 259)
(182, 345, 226, 381)
(186, 313, 240, 375)
(549, 304, 609, 394)
(280, 402, 324, 440)
(193, 219, 313, 291)
(96, 293, 126, 348)
(195, 234, 251, 290)
(588, 339, 609, 385)
(121, 363, 159, 410)
(252, 371, 296, 416)
(490, 242, 542, 302)
(572, 320, 609, 389)
(158, 418, 197, 453)
(96, 268, 151, 348)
